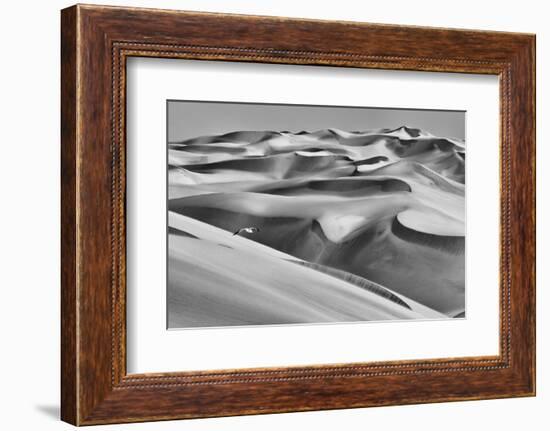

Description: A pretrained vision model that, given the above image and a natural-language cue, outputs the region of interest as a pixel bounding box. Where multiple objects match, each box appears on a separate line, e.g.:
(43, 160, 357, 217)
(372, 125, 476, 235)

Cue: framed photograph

(61, 4, 536, 425)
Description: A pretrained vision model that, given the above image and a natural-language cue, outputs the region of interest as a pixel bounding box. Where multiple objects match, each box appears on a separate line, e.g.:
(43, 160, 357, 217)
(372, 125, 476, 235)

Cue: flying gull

(232, 227, 260, 236)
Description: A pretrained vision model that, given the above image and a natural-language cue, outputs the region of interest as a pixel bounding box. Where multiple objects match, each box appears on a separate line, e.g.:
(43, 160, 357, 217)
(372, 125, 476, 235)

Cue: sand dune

(168, 213, 444, 327)
(168, 127, 465, 327)
(169, 127, 464, 170)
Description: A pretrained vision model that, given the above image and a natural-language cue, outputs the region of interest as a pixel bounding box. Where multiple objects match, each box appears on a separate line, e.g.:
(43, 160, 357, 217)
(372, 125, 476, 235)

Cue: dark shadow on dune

(386, 137, 459, 157)
(309, 178, 410, 193)
(181, 152, 351, 179)
(353, 155, 389, 166)
(259, 177, 411, 196)
(300, 147, 350, 155)
(177, 144, 248, 155)
(361, 160, 465, 194)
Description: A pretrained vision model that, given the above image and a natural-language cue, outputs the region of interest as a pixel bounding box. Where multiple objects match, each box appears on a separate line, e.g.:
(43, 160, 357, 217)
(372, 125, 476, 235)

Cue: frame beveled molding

(61, 4, 535, 425)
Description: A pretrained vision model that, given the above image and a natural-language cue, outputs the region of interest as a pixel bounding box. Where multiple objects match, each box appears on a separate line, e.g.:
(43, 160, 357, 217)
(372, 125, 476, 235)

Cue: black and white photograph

(167, 101, 466, 328)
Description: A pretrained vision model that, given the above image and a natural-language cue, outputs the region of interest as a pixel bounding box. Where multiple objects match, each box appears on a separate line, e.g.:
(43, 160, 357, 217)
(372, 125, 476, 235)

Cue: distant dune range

(167, 127, 465, 327)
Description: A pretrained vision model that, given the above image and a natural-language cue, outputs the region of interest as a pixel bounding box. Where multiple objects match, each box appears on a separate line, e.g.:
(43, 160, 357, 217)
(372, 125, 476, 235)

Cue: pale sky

(168, 100, 465, 143)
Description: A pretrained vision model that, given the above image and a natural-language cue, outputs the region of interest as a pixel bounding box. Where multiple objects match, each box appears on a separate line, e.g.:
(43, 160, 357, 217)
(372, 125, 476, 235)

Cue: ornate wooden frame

(61, 4, 536, 425)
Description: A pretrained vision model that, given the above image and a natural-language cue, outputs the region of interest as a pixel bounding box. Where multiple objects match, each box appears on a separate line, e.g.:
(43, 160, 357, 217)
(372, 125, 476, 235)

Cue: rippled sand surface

(167, 127, 465, 328)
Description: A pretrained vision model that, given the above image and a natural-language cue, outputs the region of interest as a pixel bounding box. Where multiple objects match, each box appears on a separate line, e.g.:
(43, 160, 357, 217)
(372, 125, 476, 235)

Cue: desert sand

(167, 126, 465, 327)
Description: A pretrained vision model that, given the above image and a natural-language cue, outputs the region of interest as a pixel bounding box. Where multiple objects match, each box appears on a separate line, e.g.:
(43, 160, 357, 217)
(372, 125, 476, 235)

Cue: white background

(0, 0, 547, 430)
(127, 59, 499, 373)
